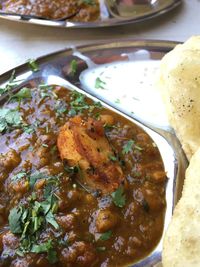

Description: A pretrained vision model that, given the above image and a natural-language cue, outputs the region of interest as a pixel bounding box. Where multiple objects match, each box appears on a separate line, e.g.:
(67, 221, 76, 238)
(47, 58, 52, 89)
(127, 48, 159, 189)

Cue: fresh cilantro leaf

(81, 0, 95, 5)
(29, 171, 46, 188)
(31, 240, 58, 264)
(122, 140, 143, 155)
(5, 109, 22, 125)
(111, 186, 126, 208)
(115, 98, 120, 104)
(122, 140, 134, 154)
(69, 59, 78, 76)
(109, 155, 117, 161)
(9, 87, 31, 102)
(8, 206, 23, 234)
(0, 108, 22, 133)
(46, 211, 59, 229)
(11, 172, 27, 182)
(28, 59, 40, 72)
(0, 70, 24, 96)
(38, 84, 57, 100)
(99, 230, 112, 241)
(95, 77, 106, 89)
(55, 100, 67, 118)
(47, 248, 58, 264)
(31, 242, 49, 253)
(9, 178, 60, 263)
(69, 90, 102, 116)
(23, 120, 40, 134)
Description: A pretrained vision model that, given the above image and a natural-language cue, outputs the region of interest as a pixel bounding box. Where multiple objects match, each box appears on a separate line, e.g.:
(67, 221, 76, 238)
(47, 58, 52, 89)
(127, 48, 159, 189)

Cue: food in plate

(162, 147, 200, 267)
(157, 36, 200, 160)
(0, 83, 166, 266)
(0, 0, 100, 21)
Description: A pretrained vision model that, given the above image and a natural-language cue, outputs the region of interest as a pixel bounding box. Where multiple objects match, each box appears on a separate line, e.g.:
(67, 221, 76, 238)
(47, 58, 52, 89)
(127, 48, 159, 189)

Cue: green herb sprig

(111, 186, 126, 208)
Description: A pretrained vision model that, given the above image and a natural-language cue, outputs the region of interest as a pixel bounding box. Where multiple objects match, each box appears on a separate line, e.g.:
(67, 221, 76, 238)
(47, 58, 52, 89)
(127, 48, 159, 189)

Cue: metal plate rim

(0, 0, 182, 28)
(0, 38, 180, 80)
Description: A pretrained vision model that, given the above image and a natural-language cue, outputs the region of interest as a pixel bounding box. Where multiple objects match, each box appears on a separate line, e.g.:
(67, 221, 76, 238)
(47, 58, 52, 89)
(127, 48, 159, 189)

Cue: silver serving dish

(0, 0, 182, 28)
(0, 39, 188, 266)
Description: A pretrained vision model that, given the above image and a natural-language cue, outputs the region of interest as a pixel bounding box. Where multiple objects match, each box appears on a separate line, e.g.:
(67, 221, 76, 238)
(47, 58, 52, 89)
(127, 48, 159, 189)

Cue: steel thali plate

(0, 39, 188, 266)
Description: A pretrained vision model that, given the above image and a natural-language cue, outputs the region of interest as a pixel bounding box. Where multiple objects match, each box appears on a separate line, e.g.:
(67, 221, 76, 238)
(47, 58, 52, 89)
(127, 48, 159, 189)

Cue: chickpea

(100, 114, 114, 125)
(151, 171, 166, 183)
(0, 149, 21, 170)
(56, 214, 76, 231)
(95, 209, 118, 233)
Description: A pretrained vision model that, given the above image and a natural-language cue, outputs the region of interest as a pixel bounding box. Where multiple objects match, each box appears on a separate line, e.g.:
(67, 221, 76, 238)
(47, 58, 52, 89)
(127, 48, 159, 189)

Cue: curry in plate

(0, 0, 100, 21)
(0, 82, 166, 266)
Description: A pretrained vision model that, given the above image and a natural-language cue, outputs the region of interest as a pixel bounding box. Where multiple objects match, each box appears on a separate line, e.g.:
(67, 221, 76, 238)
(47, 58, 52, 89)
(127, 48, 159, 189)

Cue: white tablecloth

(0, 0, 199, 75)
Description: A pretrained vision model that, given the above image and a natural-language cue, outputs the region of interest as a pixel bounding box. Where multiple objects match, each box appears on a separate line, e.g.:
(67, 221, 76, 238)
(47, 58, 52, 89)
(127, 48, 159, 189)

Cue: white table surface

(0, 0, 199, 75)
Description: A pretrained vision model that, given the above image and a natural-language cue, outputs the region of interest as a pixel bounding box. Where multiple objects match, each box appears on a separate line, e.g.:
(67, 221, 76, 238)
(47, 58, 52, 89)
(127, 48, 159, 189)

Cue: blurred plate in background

(0, 0, 181, 28)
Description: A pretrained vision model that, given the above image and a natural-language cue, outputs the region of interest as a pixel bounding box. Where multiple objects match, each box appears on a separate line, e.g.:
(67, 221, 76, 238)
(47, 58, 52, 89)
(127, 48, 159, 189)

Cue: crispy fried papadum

(57, 116, 124, 194)
(163, 147, 200, 267)
(158, 36, 200, 160)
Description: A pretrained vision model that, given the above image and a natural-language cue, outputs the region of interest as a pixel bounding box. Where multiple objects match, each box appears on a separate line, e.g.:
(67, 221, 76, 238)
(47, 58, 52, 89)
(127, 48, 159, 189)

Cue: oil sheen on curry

(0, 0, 100, 21)
(0, 84, 166, 267)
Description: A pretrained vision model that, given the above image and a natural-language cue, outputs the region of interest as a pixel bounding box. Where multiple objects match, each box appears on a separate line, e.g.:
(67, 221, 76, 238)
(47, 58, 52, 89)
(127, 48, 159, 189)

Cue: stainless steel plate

(0, 39, 188, 266)
(0, 0, 182, 28)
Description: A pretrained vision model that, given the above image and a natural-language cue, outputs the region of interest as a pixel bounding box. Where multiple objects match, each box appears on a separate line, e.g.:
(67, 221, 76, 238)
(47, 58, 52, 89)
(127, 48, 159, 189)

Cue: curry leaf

(111, 186, 126, 208)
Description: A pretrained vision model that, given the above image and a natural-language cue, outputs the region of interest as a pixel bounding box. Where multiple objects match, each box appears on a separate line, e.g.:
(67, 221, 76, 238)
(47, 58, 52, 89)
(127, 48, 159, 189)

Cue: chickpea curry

(0, 81, 167, 267)
(0, 0, 100, 21)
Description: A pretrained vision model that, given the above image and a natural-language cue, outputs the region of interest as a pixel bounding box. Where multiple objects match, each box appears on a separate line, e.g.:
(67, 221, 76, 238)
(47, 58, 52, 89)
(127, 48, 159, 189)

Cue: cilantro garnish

(28, 59, 40, 72)
(69, 90, 102, 116)
(99, 230, 112, 241)
(111, 186, 126, 208)
(31, 239, 58, 264)
(9, 87, 31, 103)
(115, 98, 121, 104)
(95, 77, 106, 89)
(122, 140, 143, 155)
(0, 70, 24, 96)
(0, 108, 23, 133)
(23, 120, 40, 134)
(39, 84, 57, 100)
(8, 206, 23, 234)
(8, 183, 59, 263)
(11, 172, 27, 182)
(69, 59, 78, 76)
(55, 100, 68, 118)
(109, 155, 117, 161)
(81, 0, 95, 5)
